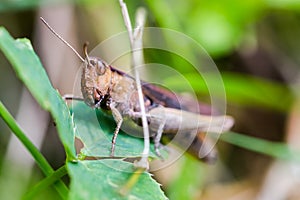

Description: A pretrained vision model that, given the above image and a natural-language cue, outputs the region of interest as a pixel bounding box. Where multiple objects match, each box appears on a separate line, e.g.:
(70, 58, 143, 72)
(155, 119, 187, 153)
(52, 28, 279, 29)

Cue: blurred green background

(1, 0, 300, 199)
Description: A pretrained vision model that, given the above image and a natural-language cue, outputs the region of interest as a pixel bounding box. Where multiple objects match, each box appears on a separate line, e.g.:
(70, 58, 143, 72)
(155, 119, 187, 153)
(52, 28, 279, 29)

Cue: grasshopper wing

(142, 83, 234, 163)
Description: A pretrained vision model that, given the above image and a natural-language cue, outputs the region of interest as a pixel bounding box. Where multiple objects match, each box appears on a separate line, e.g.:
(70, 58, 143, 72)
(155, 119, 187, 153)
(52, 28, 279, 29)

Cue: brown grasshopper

(41, 18, 234, 163)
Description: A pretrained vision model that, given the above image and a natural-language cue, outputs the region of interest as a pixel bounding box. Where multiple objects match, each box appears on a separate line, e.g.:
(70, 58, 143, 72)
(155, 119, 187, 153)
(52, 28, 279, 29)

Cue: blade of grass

(165, 72, 294, 112)
(24, 165, 68, 200)
(0, 101, 68, 199)
(219, 131, 300, 161)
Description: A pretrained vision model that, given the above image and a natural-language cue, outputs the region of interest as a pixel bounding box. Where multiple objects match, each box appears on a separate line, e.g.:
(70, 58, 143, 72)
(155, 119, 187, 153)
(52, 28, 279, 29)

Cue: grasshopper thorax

(81, 56, 112, 109)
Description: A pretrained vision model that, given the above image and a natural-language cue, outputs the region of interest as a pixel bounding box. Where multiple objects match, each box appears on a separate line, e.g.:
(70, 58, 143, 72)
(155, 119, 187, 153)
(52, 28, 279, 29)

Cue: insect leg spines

(110, 103, 123, 157)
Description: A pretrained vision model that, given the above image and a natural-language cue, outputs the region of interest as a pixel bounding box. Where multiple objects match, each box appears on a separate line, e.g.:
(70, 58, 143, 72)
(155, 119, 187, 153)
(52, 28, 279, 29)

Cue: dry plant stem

(119, 0, 149, 170)
(132, 9, 149, 169)
(255, 31, 300, 200)
(255, 101, 300, 200)
(119, 0, 133, 42)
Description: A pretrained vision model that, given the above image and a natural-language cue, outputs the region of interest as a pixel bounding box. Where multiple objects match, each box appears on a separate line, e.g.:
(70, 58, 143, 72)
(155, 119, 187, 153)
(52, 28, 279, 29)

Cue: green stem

(0, 101, 68, 199)
(23, 165, 68, 200)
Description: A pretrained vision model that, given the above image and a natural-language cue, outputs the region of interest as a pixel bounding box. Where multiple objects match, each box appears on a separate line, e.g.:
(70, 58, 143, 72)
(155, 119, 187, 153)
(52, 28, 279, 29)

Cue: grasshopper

(41, 18, 234, 163)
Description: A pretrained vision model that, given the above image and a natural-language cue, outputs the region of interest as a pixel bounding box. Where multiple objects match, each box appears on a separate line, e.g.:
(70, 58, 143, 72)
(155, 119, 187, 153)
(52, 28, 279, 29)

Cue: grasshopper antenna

(40, 17, 85, 62)
(40, 17, 85, 102)
(83, 42, 91, 66)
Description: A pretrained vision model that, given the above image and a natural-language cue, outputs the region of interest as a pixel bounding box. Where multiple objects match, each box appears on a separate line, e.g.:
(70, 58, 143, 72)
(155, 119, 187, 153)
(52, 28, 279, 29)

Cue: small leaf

(72, 102, 161, 158)
(67, 160, 167, 200)
(0, 27, 76, 159)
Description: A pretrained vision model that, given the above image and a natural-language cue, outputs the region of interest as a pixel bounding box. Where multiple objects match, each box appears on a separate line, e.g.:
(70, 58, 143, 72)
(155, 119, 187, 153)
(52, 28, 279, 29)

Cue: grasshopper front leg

(110, 103, 123, 157)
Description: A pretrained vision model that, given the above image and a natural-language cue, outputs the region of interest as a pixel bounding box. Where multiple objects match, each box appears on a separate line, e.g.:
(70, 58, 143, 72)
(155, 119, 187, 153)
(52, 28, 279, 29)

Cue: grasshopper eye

(95, 60, 106, 75)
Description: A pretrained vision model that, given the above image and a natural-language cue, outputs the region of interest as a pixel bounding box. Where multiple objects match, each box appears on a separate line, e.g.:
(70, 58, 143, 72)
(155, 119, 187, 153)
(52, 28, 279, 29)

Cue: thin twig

(119, 0, 133, 43)
(118, 0, 149, 170)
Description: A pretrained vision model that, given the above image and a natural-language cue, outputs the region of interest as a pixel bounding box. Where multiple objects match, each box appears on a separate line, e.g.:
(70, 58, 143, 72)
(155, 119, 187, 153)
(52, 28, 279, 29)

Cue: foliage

(1, 0, 300, 199)
(0, 27, 76, 160)
(0, 27, 166, 199)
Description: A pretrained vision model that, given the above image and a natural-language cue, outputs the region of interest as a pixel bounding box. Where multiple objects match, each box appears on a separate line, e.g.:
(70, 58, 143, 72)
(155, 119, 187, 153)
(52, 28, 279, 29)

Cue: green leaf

(72, 102, 162, 158)
(145, 0, 264, 57)
(165, 72, 294, 112)
(67, 160, 167, 200)
(0, 27, 76, 160)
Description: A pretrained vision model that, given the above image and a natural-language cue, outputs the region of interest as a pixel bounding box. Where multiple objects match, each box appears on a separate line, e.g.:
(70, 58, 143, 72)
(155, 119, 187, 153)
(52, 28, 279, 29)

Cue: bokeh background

(1, 0, 300, 199)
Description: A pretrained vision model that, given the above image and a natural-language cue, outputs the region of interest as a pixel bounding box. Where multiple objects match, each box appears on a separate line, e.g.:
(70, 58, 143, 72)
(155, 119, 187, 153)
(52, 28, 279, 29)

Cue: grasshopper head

(81, 55, 112, 109)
